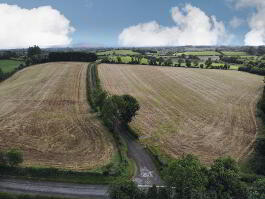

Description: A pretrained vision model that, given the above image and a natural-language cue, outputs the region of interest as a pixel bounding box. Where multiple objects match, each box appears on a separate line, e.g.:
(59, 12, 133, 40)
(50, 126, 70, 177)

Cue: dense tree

(158, 57, 164, 66)
(178, 59, 184, 67)
(93, 89, 108, 111)
(208, 157, 247, 199)
(48, 52, 97, 62)
(205, 58, 212, 68)
(27, 45, 41, 57)
(146, 185, 158, 199)
(120, 95, 140, 124)
(109, 181, 144, 199)
(148, 57, 157, 65)
(193, 60, 199, 67)
(186, 59, 192, 67)
(163, 154, 208, 199)
(117, 56, 122, 63)
(248, 178, 265, 199)
(101, 94, 139, 130)
(0, 68, 3, 81)
(164, 59, 173, 67)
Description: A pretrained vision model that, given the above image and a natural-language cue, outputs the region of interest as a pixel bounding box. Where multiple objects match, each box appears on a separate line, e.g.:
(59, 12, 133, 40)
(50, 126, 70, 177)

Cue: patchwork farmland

(99, 64, 264, 164)
(0, 62, 115, 171)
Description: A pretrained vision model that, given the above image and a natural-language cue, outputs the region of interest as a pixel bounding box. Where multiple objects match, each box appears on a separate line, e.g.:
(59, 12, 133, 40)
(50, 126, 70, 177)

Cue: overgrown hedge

(86, 62, 133, 177)
(239, 66, 265, 76)
(251, 84, 265, 175)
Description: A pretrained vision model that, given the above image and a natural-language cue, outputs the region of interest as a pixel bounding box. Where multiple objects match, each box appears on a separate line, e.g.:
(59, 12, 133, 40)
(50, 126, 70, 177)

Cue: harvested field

(98, 64, 264, 164)
(0, 62, 115, 171)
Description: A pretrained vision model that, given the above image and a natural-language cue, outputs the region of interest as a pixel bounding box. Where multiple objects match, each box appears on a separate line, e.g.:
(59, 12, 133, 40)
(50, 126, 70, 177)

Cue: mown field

(0, 59, 23, 73)
(0, 62, 115, 171)
(99, 64, 264, 164)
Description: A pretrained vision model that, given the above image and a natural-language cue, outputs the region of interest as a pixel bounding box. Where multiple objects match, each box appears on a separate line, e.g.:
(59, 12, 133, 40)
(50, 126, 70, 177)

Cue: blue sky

(0, 0, 263, 48)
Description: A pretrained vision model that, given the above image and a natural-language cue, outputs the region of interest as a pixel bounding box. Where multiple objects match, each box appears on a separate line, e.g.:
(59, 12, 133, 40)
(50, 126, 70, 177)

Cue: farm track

(0, 62, 115, 170)
(99, 64, 264, 164)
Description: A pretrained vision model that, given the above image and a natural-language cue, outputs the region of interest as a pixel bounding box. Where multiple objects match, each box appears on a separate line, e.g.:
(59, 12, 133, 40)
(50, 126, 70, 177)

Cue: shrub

(6, 149, 23, 167)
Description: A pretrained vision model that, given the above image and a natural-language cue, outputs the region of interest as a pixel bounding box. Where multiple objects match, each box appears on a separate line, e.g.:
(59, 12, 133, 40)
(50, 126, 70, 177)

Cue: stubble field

(0, 62, 115, 171)
(99, 64, 264, 164)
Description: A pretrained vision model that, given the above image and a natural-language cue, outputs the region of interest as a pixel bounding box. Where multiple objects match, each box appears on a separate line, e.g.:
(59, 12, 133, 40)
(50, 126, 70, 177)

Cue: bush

(6, 149, 23, 167)
(109, 180, 145, 199)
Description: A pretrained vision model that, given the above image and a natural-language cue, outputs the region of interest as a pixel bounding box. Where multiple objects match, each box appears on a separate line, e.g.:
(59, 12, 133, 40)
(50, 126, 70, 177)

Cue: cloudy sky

(0, 0, 265, 48)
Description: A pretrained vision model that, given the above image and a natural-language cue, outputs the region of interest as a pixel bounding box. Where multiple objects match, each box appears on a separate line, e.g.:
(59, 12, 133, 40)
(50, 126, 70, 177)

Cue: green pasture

(0, 59, 23, 73)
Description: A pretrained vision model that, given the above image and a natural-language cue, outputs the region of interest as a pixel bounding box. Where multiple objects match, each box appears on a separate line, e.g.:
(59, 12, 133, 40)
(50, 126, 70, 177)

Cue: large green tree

(27, 45, 41, 57)
(163, 154, 208, 199)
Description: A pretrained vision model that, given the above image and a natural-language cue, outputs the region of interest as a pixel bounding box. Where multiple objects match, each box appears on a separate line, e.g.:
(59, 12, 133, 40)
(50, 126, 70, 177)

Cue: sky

(0, 0, 264, 48)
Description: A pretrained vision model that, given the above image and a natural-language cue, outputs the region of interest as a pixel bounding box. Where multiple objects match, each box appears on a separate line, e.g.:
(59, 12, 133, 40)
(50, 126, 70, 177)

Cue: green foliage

(256, 138, 265, 156)
(92, 89, 108, 111)
(208, 157, 247, 199)
(6, 149, 23, 167)
(185, 59, 192, 67)
(48, 52, 97, 62)
(163, 154, 208, 198)
(248, 178, 265, 199)
(164, 59, 173, 66)
(27, 45, 41, 57)
(0, 60, 23, 73)
(200, 63, 204, 69)
(109, 180, 145, 199)
(205, 58, 213, 68)
(101, 95, 140, 130)
(101, 96, 120, 131)
(117, 56, 122, 63)
(146, 185, 158, 199)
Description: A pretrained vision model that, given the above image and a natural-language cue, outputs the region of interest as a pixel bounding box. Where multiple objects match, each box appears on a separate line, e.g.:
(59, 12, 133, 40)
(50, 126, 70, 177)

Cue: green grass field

(175, 51, 221, 56)
(0, 59, 22, 73)
(221, 51, 248, 56)
(97, 49, 140, 56)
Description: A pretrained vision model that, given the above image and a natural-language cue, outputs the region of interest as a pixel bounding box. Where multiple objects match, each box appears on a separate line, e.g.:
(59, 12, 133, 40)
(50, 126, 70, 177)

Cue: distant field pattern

(99, 64, 263, 164)
(0, 62, 115, 170)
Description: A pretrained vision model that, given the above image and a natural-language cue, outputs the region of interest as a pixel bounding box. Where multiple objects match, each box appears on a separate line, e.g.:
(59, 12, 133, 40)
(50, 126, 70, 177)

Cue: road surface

(0, 178, 108, 199)
(120, 131, 163, 186)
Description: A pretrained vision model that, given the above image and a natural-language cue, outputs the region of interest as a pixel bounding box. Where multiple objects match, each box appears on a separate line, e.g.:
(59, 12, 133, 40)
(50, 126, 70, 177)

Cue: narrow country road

(0, 178, 108, 199)
(120, 131, 163, 186)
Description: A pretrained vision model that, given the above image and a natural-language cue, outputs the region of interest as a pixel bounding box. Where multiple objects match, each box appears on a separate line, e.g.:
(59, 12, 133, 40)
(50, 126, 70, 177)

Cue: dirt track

(99, 64, 264, 164)
(0, 62, 115, 170)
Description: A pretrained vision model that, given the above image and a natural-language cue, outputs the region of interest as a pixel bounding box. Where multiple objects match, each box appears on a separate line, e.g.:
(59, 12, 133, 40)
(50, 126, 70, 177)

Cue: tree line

(109, 155, 265, 199)
(102, 55, 231, 70)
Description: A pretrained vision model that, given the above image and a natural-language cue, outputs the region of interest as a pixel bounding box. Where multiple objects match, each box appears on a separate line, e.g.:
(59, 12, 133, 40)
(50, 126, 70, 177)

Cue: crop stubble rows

(99, 64, 264, 164)
(0, 62, 115, 170)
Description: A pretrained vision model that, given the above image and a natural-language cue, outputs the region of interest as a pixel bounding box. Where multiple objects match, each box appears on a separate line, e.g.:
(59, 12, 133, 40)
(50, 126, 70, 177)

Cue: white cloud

(229, 16, 244, 28)
(230, 0, 265, 45)
(0, 4, 75, 49)
(118, 4, 231, 47)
